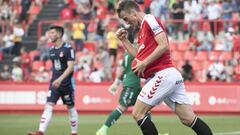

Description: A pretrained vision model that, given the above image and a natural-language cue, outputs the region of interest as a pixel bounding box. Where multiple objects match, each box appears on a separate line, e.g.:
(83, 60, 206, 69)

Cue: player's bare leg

(132, 100, 158, 135)
(175, 103, 212, 135)
(96, 105, 127, 135)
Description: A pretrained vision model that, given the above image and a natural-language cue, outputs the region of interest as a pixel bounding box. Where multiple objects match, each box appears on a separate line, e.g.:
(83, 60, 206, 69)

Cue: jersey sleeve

(145, 15, 164, 36)
(66, 47, 75, 61)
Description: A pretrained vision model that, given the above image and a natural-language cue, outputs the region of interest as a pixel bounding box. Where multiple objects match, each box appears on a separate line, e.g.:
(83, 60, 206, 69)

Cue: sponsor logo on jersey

(138, 44, 145, 52)
(152, 25, 162, 34)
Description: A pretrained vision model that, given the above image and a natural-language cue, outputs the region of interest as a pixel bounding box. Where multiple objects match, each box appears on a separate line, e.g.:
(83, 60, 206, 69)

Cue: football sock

(39, 104, 53, 133)
(191, 116, 213, 135)
(137, 115, 158, 135)
(68, 107, 78, 134)
(104, 107, 123, 128)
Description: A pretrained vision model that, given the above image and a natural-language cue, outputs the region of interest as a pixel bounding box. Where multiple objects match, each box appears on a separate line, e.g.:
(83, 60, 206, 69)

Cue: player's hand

(132, 58, 147, 77)
(108, 83, 118, 95)
(52, 78, 62, 88)
(116, 27, 128, 41)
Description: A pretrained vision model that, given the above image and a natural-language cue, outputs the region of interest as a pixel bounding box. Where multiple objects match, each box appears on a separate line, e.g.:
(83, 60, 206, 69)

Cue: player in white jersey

(115, 1, 212, 135)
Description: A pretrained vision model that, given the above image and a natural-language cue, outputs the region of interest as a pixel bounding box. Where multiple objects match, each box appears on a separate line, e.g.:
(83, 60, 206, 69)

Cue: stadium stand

(0, 0, 239, 83)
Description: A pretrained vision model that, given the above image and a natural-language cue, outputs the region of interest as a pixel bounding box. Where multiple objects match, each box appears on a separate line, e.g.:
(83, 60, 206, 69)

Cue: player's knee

(132, 110, 145, 121)
(179, 116, 194, 126)
(44, 103, 53, 112)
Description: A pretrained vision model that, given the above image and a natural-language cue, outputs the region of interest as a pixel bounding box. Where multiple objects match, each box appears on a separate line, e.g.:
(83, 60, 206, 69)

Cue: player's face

(48, 29, 59, 43)
(120, 11, 139, 30)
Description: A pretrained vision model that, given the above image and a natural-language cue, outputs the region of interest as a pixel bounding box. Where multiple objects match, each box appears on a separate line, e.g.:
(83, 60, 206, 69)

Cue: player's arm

(108, 62, 124, 95)
(116, 28, 138, 57)
(52, 60, 74, 88)
(57, 60, 74, 82)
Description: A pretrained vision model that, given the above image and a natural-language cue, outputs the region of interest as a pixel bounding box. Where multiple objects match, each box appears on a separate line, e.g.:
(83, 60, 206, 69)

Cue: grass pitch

(0, 114, 240, 135)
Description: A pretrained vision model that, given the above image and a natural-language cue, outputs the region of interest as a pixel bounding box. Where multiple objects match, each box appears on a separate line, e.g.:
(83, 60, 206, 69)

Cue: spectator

(95, 18, 105, 46)
(106, 27, 118, 64)
(11, 62, 23, 81)
(81, 59, 91, 81)
(221, 0, 233, 32)
(37, 36, 49, 60)
(150, 0, 161, 19)
(170, 0, 185, 40)
(20, 47, 30, 80)
(222, 60, 234, 82)
(12, 22, 24, 56)
(223, 27, 234, 51)
(184, 0, 202, 34)
(181, 60, 193, 81)
(76, 0, 92, 40)
(188, 32, 198, 50)
(0, 1, 12, 31)
(19, 0, 32, 23)
(1, 30, 14, 55)
(89, 67, 104, 83)
(233, 60, 240, 81)
(206, 0, 221, 34)
(27, 0, 41, 24)
(197, 27, 214, 51)
(0, 64, 11, 80)
(72, 22, 85, 51)
(207, 60, 225, 81)
(97, 46, 112, 81)
(107, 0, 115, 13)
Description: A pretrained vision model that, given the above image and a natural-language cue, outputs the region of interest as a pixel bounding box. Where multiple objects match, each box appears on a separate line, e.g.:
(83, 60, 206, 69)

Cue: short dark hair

(48, 25, 64, 37)
(116, 0, 140, 17)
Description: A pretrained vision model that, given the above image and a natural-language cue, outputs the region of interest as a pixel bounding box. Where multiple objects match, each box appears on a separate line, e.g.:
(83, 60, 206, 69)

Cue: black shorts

(109, 49, 117, 59)
(47, 84, 75, 106)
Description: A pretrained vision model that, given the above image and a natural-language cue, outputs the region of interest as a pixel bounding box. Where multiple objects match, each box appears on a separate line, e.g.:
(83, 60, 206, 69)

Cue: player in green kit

(96, 50, 142, 135)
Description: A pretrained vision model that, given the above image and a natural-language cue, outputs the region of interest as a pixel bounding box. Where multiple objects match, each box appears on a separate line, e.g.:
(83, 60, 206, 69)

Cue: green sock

(104, 108, 123, 127)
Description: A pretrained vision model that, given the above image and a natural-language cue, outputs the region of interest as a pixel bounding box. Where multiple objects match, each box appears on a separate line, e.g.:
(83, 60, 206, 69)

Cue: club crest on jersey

(59, 51, 64, 57)
(138, 44, 145, 52)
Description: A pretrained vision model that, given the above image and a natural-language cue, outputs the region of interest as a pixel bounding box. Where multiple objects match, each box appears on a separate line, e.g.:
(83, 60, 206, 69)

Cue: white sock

(39, 104, 53, 133)
(68, 107, 78, 134)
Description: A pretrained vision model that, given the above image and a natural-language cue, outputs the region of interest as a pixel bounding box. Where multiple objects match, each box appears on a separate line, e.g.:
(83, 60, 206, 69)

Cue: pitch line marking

(214, 131, 240, 135)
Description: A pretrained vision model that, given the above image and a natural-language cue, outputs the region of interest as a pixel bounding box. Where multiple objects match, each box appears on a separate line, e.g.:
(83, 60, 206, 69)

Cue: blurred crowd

(0, 0, 239, 83)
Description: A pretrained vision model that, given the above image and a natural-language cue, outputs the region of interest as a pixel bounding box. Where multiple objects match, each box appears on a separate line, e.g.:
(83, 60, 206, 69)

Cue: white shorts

(138, 67, 191, 111)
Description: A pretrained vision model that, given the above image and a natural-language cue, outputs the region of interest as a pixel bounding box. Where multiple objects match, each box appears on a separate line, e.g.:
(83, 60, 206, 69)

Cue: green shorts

(119, 86, 141, 107)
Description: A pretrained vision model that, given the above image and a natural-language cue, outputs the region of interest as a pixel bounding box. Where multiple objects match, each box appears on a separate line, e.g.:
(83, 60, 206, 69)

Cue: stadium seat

(32, 60, 44, 72)
(194, 51, 208, 61)
(29, 50, 40, 61)
(60, 8, 73, 20)
(209, 51, 221, 61)
(177, 41, 189, 51)
(184, 51, 196, 60)
(219, 52, 233, 61)
(84, 42, 96, 52)
(171, 51, 183, 61)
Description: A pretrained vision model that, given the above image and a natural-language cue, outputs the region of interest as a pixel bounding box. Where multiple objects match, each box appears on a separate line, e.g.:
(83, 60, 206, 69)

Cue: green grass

(0, 114, 240, 135)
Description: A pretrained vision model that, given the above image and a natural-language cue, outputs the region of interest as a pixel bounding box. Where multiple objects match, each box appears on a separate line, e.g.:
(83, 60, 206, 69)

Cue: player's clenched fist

(116, 27, 128, 40)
